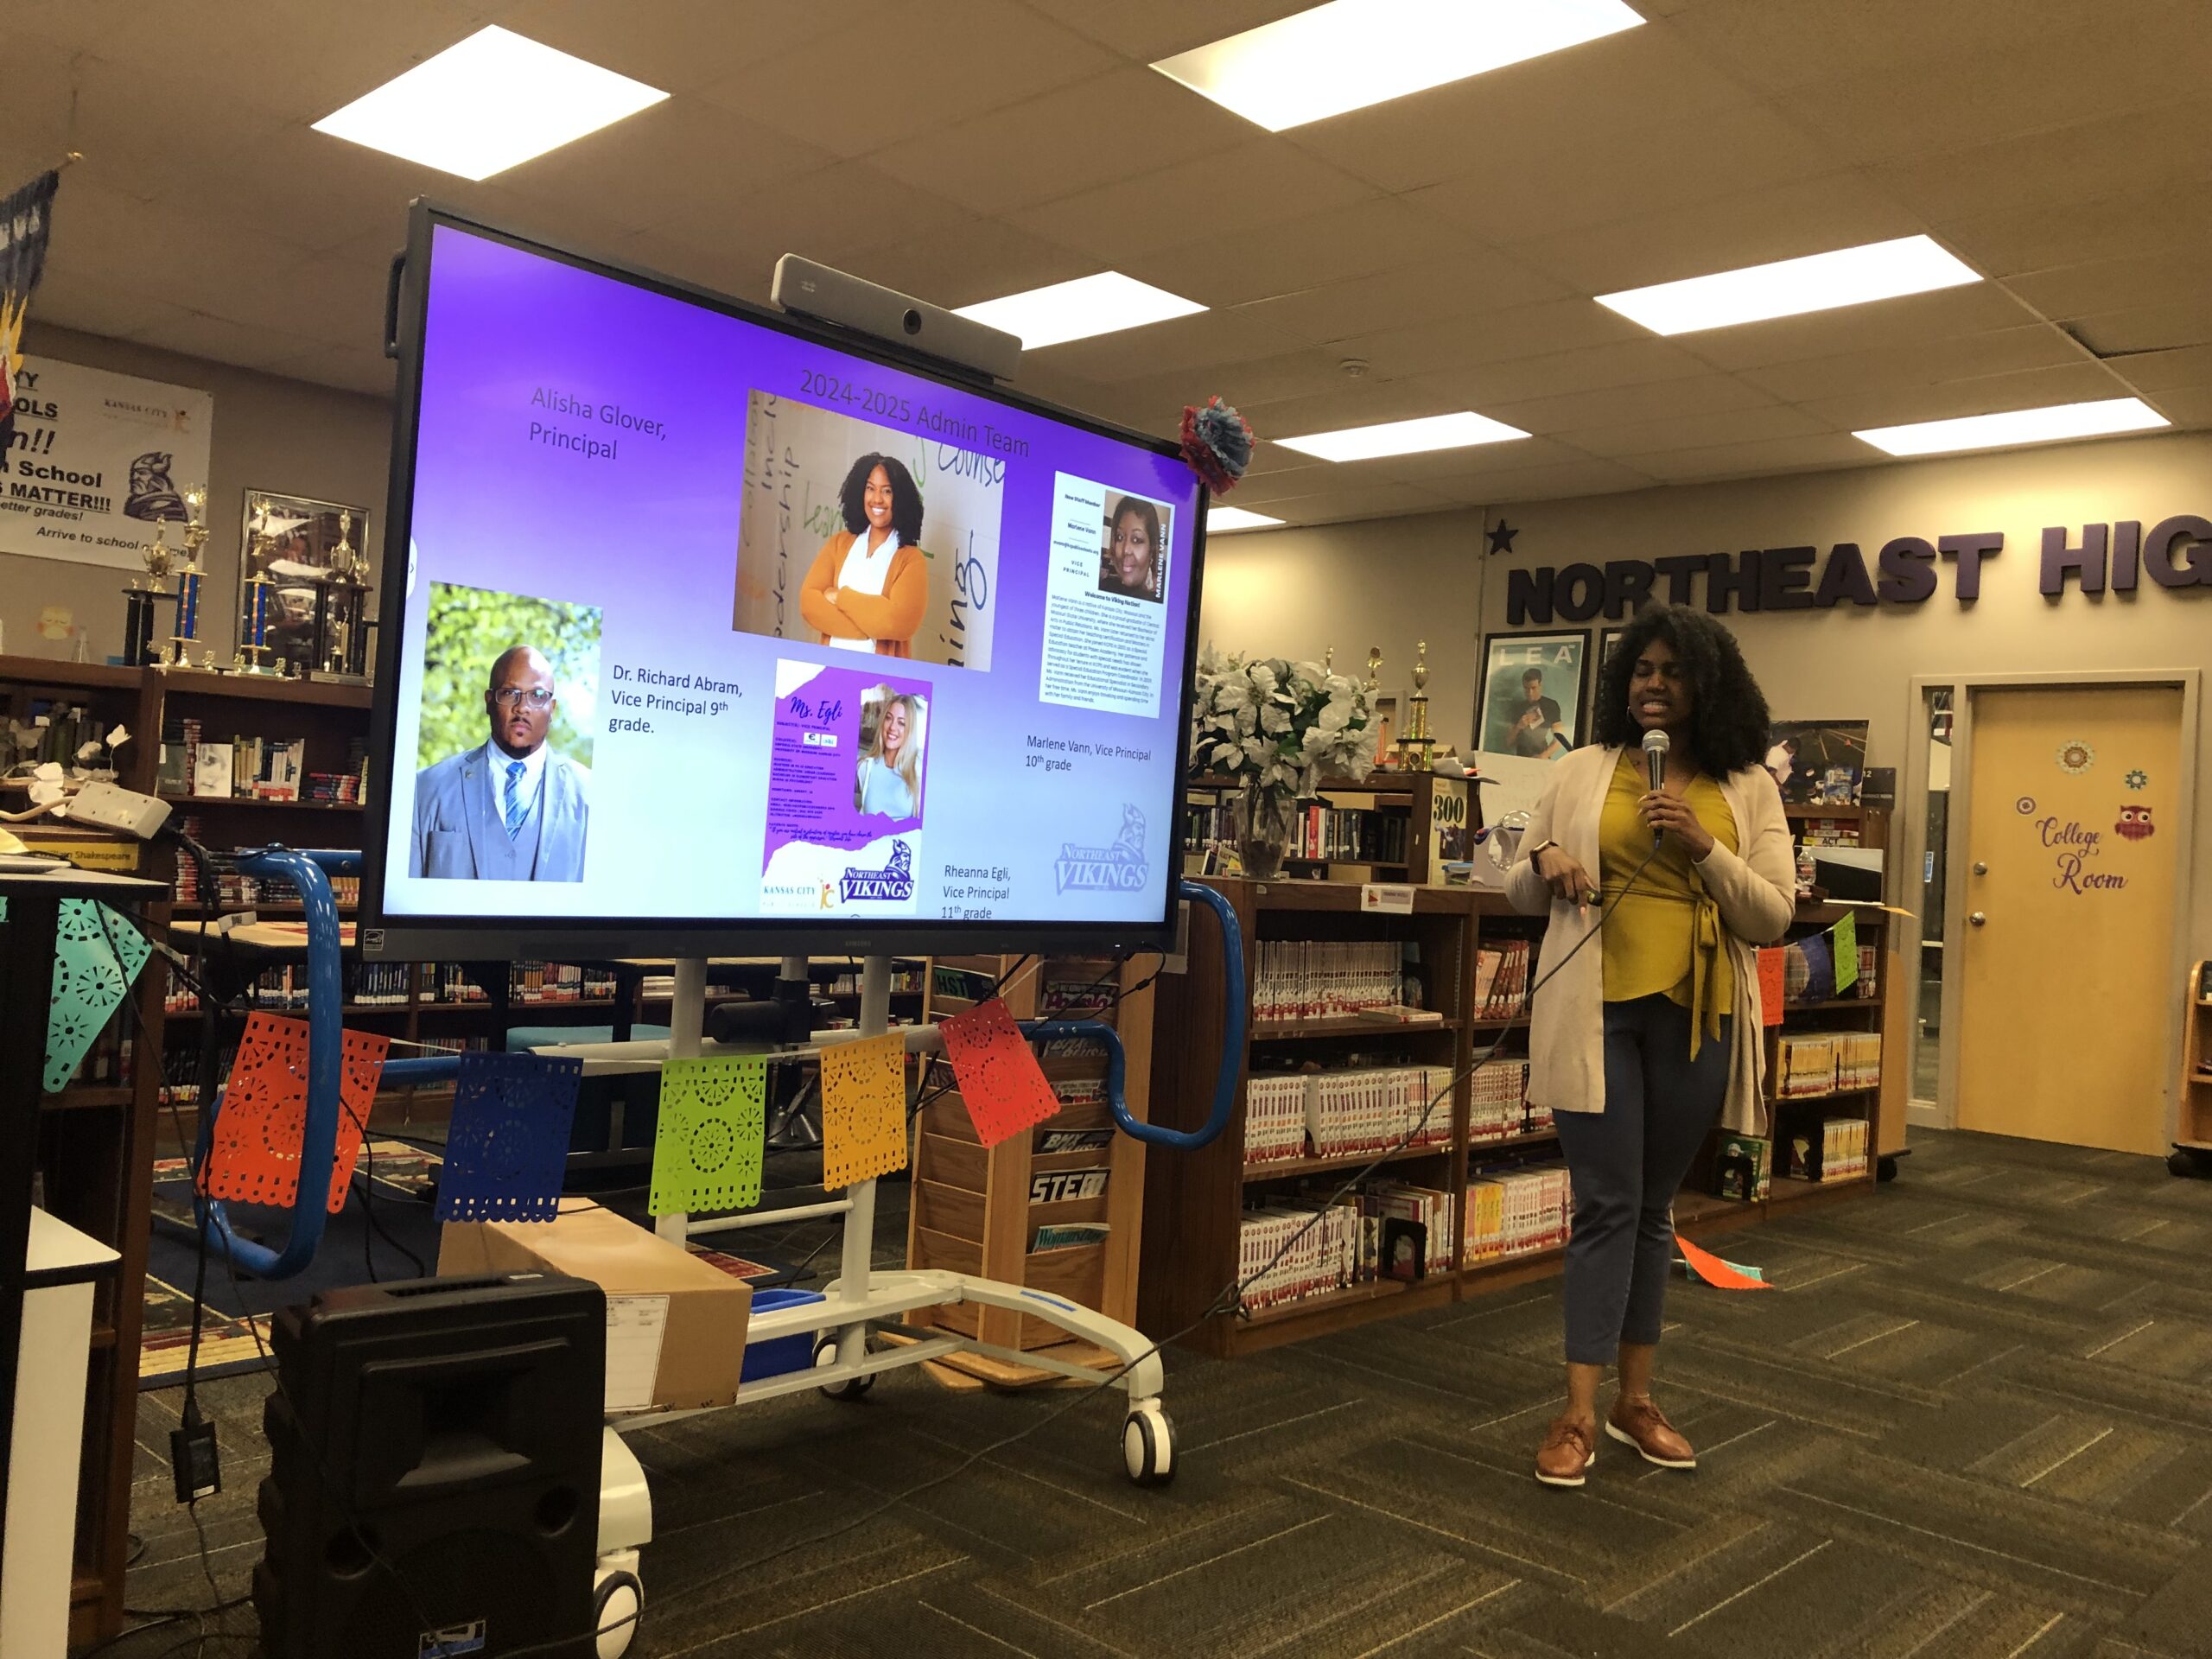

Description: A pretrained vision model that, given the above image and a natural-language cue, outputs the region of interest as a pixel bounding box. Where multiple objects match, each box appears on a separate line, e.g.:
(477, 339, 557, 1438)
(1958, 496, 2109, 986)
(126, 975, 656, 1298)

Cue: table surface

(0, 868, 166, 899)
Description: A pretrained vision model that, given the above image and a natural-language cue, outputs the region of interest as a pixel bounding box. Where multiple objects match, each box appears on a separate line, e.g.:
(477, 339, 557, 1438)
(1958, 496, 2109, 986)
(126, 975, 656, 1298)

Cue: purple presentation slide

(379, 225, 1198, 929)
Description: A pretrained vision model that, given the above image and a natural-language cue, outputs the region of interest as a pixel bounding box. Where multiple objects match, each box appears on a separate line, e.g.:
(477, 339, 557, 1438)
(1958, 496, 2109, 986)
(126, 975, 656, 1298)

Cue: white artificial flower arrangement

(1190, 646, 1376, 798)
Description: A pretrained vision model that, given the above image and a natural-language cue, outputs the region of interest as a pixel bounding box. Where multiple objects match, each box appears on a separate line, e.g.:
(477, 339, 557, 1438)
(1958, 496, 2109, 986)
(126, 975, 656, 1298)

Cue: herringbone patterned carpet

(108, 1128, 2212, 1657)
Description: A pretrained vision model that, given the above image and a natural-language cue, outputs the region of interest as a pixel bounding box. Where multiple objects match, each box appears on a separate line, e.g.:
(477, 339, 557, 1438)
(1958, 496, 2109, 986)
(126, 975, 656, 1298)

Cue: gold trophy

(234, 495, 285, 676)
(312, 508, 372, 683)
(1395, 639, 1437, 773)
(123, 518, 175, 666)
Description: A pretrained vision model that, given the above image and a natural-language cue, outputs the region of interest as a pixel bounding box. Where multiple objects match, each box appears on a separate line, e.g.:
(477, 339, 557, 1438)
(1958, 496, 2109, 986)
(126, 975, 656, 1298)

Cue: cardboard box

(440, 1198, 750, 1414)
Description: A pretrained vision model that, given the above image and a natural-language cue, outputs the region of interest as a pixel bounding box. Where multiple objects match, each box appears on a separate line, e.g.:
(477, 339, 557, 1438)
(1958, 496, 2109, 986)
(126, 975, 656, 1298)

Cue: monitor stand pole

(653, 957, 708, 1243)
(827, 956, 889, 1368)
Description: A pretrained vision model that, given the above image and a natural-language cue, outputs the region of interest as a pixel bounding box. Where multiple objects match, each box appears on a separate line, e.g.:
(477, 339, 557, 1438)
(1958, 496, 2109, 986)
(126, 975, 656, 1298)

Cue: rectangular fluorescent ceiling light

(1277, 411, 1529, 463)
(1596, 235, 1980, 335)
(952, 273, 1205, 350)
(1207, 506, 1284, 532)
(1853, 397, 2167, 457)
(314, 26, 668, 181)
(1152, 0, 1644, 131)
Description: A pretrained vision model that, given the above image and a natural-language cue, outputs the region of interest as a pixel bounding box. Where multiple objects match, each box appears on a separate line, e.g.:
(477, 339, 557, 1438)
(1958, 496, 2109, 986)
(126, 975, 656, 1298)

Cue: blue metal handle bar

(1023, 880, 1244, 1151)
(192, 847, 360, 1279)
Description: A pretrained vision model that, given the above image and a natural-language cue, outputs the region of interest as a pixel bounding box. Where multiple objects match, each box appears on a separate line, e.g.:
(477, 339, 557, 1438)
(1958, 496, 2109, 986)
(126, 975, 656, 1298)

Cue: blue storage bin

(741, 1287, 827, 1382)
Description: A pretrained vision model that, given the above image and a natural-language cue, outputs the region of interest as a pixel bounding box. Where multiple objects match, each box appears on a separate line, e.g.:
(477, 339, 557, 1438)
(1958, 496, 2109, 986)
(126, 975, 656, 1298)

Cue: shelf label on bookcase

(1361, 882, 1416, 914)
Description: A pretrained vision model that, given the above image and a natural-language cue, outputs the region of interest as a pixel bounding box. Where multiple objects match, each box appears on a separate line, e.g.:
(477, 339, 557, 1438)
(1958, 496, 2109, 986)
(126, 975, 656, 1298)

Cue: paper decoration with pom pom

(200, 1012, 388, 1213)
(1180, 397, 1253, 493)
(435, 1052, 584, 1224)
(938, 997, 1062, 1148)
(649, 1056, 767, 1217)
(820, 1033, 908, 1188)
(0, 897, 154, 1094)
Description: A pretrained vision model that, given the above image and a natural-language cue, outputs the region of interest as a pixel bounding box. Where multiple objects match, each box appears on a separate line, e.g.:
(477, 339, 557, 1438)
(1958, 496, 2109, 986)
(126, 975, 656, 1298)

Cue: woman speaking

(1505, 606, 1794, 1487)
(800, 454, 928, 655)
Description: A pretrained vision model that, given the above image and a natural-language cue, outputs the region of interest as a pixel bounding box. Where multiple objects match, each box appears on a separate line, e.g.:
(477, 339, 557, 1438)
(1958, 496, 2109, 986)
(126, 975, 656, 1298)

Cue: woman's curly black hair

(838, 453, 924, 544)
(1591, 605, 1771, 775)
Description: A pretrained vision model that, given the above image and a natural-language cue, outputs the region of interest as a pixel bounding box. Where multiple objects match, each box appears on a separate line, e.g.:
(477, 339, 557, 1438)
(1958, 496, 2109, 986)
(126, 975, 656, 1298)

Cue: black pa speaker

(255, 1273, 605, 1658)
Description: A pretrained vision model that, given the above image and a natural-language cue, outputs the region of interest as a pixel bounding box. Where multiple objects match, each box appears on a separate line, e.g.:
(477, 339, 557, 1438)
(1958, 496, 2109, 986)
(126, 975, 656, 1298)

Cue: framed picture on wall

(1477, 630, 1589, 761)
(238, 489, 370, 677)
(1599, 626, 1630, 671)
(1765, 719, 1869, 805)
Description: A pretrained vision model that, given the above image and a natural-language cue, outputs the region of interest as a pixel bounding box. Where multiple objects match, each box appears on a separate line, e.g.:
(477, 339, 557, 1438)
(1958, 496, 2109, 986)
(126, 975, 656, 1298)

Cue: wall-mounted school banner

(0, 356, 214, 570)
(1504, 518, 2212, 626)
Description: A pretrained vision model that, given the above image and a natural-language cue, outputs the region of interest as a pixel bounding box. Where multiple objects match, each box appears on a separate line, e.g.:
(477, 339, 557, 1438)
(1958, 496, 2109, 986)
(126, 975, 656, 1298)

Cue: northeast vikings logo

(839, 840, 916, 903)
(1056, 804, 1148, 893)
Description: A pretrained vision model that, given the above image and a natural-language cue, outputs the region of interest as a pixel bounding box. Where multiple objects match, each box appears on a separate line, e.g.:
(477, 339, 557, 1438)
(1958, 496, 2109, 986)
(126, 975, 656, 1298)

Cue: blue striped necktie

(504, 760, 527, 839)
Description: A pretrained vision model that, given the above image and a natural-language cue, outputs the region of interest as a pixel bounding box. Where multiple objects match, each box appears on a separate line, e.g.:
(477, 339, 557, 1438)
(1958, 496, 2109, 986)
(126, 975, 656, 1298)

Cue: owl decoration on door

(2115, 804, 2156, 842)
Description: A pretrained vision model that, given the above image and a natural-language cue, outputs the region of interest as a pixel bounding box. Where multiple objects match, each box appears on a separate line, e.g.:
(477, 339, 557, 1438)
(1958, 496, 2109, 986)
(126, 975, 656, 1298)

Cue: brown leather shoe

(1535, 1416, 1597, 1487)
(1606, 1395, 1695, 1468)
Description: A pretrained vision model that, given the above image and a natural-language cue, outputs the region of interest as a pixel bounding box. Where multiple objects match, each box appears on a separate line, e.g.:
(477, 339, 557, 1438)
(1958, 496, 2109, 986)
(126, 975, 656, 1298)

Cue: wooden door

(1955, 685, 2183, 1154)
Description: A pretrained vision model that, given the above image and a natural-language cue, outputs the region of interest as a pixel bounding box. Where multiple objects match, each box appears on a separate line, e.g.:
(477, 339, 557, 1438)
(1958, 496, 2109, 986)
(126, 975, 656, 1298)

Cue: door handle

(1972, 861, 1988, 875)
(1969, 912, 1986, 926)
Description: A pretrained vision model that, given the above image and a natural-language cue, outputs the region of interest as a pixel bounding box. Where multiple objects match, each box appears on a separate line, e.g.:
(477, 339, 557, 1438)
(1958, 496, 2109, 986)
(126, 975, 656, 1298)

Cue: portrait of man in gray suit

(409, 645, 590, 881)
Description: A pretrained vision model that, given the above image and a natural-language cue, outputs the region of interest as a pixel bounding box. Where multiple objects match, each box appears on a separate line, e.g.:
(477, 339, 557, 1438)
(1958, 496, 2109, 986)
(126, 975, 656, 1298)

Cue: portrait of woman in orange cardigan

(798, 453, 929, 657)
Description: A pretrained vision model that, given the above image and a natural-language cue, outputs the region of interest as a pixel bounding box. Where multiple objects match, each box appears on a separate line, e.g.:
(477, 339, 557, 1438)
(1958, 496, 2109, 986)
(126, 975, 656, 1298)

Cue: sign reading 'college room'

(1505, 517, 2212, 626)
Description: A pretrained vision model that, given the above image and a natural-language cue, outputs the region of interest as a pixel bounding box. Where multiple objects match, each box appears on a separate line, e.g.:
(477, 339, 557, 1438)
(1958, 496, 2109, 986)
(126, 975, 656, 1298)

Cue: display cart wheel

(814, 1333, 876, 1400)
(1122, 1401, 1175, 1487)
(2167, 1147, 2211, 1179)
(593, 1565, 642, 1659)
(1877, 1154, 1899, 1184)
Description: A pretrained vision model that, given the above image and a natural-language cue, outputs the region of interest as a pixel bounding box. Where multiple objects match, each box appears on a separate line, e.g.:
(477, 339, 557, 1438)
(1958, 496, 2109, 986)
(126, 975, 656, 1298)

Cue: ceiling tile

(1507, 172, 1927, 296)
(706, 0, 1118, 158)
(1034, 307, 1304, 382)
(2005, 255, 2204, 321)
(2133, 385, 2212, 429)
(1447, 338, 1720, 408)
(1662, 0, 2146, 92)
(2102, 346, 2212, 393)
(1281, 22, 1760, 194)
(1236, 481, 1463, 525)
(1738, 325, 2083, 405)
(1319, 300, 1648, 379)
(1672, 282, 2038, 373)
(43, 179, 316, 318)
(1406, 100, 1840, 248)
(1130, 199, 1564, 311)
(2068, 298, 2212, 359)
(1871, 104, 2207, 225)
(1796, 359, 2132, 431)
(1232, 258, 1572, 351)
(1556, 403, 1829, 460)
(268, 341, 407, 398)
(1439, 458, 1655, 505)
(1008, 139, 1381, 264)
(1014, 0, 1306, 61)
(836, 219, 1093, 311)
(1481, 371, 1778, 435)
(1934, 182, 2212, 280)
(1375, 437, 1587, 484)
(126, 310, 331, 378)
(680, 161, 974, 271)
(485, 0, 892, 94)
(1630, 432, 1882, 483)
(869, 66, 1254, 217)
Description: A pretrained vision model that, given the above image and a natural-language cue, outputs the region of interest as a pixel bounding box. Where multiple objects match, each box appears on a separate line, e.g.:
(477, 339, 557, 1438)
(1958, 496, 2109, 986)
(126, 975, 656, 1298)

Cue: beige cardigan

(1503, 745, 1797, 1135)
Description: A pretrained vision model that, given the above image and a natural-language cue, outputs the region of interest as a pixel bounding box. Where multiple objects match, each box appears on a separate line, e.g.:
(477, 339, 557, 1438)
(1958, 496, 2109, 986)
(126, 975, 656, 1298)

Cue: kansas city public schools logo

(1056, 804, 1148, 894)
(840, 840, 915, 903)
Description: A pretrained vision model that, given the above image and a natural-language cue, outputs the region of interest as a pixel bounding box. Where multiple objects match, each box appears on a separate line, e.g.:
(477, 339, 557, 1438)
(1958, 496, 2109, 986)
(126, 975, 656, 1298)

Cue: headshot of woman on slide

(1099, 496, 1162, 601)
(801, 454, 928, 655)
(1506, 605, 1794, 1490)
(855, 690, 923, 818)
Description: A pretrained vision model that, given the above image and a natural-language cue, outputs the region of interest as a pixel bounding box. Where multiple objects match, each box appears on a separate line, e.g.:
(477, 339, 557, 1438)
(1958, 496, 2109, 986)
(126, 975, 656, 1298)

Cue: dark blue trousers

(1552, 995, 1732, 1366)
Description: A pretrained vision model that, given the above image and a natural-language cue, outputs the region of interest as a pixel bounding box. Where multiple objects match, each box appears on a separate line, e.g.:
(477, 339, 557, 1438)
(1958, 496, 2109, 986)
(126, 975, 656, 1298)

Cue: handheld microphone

(1642, 728, 1670, 847)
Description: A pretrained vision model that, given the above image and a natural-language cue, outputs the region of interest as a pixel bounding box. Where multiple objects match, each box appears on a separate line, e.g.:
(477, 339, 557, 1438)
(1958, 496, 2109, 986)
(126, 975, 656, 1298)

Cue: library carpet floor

(107, 1128, 2212, 1657)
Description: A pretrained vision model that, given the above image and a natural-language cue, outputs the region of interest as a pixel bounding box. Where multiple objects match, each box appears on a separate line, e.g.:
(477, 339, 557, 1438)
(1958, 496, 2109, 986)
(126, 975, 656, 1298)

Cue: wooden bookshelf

(903, 953, 1156, 1384)
(2177, 960, 2211, 1160)
(1138, 880, 1888, 1360)
(1184, 770, 1477, 883)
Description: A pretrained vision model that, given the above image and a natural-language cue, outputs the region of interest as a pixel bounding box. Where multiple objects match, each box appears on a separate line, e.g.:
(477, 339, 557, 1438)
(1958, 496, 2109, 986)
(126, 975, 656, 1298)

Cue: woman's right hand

(1534, 844, 1596, 910)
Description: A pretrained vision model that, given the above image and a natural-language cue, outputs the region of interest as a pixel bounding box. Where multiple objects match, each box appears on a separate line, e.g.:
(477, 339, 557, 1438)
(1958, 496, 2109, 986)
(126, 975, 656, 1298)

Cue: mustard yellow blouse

(1599, 750, 1738, 1053)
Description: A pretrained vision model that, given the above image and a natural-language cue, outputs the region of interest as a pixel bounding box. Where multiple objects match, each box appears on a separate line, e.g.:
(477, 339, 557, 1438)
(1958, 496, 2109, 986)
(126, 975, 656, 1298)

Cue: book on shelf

(1036, 1127, 1114, 1155)
(1713, 1133, 1771, 1202)
(1029, 1166, 1109, 1205)
(1252, 938, 1406, 1022)
(1465, 1163, 1573, 1263)
(1780, 1117, 1868, 1183)
(1243, 1065, 1455, 1165)
(1474, 940, 1532, 1020)
(1469, 1058, 1540, 1141)
(1037, 967, 1115, 1015)
(1233, 1173, 1455, 1312)
(1774, 1032, 1881, 1097)
(191, 743, 233, 798)
(1031, 1222, 1109, 1251)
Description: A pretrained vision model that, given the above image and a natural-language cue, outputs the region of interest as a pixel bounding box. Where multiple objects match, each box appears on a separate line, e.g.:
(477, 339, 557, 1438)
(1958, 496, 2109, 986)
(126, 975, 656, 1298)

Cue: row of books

(1471, 1058, 1552, 1141)
(508, 962, 621, 1003)
(1243, 1065, 1456, 1164)
(1465, 1165, 1573, 1262)
(1775, 1032, 1882, 1097)
(1783, 1117, 1872, 1183)
(1253, 939, 1407, 1021)
(1236, 1176, 1457, 1310)
(1474, 940, 1533, 1020)
(305, 769, 362, 804)
(824, 967, 925, 995)
(1777, 934, 1879, 1003)
(1285, 804, 1411, 866)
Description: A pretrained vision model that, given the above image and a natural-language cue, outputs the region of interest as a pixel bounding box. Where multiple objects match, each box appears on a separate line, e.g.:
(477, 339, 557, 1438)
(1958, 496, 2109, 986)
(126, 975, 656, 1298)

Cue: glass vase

(1236, 783, 1298, 880)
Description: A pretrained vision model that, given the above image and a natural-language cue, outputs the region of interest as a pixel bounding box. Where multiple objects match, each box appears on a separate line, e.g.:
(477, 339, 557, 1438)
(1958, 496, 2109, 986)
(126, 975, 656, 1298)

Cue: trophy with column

(311, 508, 373, 683)
(234, 494, 286, 676)
(1394, 639, 1438, 772)
(152, 486, 213, 670)
(122, 519, 173, 667)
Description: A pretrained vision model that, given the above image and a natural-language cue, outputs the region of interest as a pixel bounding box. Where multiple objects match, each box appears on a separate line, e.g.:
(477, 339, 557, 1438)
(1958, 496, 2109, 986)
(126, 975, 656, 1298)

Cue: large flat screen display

(362, 211, 1205, 957)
